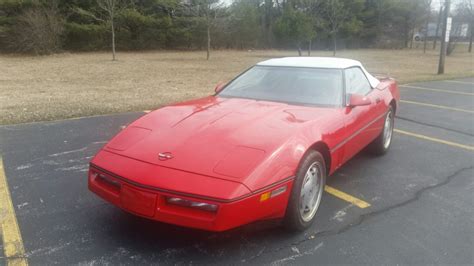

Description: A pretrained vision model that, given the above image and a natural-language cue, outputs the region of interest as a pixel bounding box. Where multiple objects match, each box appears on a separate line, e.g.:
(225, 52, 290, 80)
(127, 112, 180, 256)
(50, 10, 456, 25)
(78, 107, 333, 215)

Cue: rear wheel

(368, 106, 394, 155)
(284, 150, 326, 231)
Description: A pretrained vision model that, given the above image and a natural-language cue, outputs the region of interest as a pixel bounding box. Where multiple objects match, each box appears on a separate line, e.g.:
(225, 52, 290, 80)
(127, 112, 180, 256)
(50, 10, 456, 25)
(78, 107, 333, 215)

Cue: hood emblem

(158, 152, 174, 161)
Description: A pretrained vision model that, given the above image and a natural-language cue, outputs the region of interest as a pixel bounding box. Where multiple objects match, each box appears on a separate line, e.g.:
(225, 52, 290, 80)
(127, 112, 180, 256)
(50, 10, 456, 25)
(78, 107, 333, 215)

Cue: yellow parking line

(0, 157, 28, 266)
(143, 110, 152, 113)
(400, 100, 474, 114)
(324, 185, 371, 209)
(394, 129, 474, 151)
(401, 85, 474, 96)
(441, 80, 474, 85)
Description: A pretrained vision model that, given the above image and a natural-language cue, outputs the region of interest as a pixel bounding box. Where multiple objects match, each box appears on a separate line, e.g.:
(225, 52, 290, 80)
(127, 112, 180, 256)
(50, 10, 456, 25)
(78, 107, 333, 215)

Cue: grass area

(1, 48, 473, 125)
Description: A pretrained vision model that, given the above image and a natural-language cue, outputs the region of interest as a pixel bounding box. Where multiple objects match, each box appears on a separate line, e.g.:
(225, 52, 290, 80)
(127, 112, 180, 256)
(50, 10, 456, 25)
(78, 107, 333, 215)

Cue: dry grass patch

(1, 49, 473, 125)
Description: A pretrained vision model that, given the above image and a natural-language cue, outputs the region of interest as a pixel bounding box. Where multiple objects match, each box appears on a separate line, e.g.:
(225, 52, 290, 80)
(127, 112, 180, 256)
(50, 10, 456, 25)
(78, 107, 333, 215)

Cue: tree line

(0, 0, 472, 58)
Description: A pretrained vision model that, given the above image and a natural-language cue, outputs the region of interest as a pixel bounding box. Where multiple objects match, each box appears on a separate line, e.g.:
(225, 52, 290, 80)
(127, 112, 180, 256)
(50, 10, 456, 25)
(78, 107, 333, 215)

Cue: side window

(345, 67, 372, 95)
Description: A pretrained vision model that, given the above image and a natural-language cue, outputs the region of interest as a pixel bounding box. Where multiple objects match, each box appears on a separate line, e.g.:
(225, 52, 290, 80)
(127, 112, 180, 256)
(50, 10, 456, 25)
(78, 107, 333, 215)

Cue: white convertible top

(257, 57, 380, 88)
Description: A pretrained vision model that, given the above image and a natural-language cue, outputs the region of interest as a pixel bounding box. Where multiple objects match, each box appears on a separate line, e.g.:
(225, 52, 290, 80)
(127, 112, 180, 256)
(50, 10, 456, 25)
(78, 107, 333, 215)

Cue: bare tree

(9, 2, 64, 55)
(406, 0, 427, 49)
(263, 0, 274, 49)
(433, 5, 443, 49)
(98, 0, 121, 60)
(190, 0, 223, 60)
(448, 0, 473, 54)
(423, 0, 433, 53)
(320, 0, 348, 56)
(300, 0, 322, 56)
(460, 0, 473, 52)
(204, 1, 212, 60)
(76, 0, 126, 60)
(447, 24, 461, 55)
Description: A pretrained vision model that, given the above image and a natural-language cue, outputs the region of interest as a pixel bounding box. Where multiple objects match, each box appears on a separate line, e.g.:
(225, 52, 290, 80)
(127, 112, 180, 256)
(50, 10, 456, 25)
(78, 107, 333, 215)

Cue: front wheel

(368, 106, 394, 155)
(284, 150, 326, 231)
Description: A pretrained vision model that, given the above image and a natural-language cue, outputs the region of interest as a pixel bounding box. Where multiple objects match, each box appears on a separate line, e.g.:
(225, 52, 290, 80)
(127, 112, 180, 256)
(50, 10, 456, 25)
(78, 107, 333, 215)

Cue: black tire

(284, 150, 326, 231)
(368, 106, 394, 156)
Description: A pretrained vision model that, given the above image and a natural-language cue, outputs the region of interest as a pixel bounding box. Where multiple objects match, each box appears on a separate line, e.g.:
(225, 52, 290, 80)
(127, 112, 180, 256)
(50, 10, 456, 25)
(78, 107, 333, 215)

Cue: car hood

(104, 96, 334, 182)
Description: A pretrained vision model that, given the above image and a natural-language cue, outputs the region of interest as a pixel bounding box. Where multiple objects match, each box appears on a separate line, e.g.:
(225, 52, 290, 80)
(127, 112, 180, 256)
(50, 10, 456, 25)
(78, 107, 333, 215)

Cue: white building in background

(414, 22, 470, 41)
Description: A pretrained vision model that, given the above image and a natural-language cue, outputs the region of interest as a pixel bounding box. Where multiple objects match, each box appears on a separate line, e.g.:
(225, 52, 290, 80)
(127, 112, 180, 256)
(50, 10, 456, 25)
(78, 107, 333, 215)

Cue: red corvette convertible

(89, 57, 399, 231)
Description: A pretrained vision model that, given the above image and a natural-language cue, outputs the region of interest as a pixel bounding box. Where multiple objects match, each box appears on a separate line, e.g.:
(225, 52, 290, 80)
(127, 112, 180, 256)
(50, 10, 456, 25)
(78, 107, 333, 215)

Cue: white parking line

(395, 129, 474, 151)
(401, 85, 474, 96)
(400, 100, 474, 114)
(441, 80, 474, 85)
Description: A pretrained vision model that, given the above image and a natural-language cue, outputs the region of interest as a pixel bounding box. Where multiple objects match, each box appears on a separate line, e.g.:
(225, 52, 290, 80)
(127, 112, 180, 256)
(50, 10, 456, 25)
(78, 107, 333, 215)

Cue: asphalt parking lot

(0, 77, 473, 265)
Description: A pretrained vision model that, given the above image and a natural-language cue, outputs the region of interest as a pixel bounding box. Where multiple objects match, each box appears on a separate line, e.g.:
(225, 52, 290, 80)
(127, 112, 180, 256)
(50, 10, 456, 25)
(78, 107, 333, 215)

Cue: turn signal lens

(260, 185, 287, 202)
(166, 197, 218, 212)
(260, 192, 271, 202)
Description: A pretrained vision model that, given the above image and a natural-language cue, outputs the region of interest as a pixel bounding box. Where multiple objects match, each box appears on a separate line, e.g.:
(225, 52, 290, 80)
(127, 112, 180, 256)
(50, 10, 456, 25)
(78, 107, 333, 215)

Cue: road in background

(0, 78, 473, 265)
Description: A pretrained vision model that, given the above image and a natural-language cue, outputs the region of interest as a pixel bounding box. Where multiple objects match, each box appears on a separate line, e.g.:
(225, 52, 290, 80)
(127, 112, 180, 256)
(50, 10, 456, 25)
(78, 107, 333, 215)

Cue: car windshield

(219, 66, 343, 107)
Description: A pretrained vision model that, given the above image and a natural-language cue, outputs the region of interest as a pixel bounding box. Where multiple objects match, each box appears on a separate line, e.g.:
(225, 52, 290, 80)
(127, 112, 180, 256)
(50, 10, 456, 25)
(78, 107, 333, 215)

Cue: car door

(341, 67, 385, 163)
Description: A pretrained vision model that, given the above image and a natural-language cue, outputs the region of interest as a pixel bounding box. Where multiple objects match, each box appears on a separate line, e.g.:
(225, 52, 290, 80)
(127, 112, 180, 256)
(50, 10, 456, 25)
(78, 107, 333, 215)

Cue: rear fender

(376, 79, 400, 113)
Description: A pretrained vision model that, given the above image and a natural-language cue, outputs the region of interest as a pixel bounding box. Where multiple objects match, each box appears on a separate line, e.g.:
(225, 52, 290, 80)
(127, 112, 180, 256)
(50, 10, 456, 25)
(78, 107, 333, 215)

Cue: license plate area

(120, 185, 157, 217)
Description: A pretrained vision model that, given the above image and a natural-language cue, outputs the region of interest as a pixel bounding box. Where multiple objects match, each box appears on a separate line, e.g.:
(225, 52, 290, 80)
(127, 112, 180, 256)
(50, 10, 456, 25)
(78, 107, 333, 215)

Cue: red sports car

(89, 57, 399, 231)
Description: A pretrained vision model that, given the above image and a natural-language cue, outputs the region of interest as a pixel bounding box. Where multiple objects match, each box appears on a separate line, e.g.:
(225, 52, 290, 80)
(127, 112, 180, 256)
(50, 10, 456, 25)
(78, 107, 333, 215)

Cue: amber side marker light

(166, 197, 218, 212)
(260, 185, 287, 202)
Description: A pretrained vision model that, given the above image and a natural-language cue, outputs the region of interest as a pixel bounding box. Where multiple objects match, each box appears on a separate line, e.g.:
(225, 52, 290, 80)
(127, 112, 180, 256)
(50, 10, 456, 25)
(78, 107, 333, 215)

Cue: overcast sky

(433, 0, 466, 13)
(219, 0, 466, 11)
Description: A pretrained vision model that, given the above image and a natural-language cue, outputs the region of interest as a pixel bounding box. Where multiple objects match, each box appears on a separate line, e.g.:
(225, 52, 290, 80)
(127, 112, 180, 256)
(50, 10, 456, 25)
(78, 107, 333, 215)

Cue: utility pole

(438, 0, 451, 74)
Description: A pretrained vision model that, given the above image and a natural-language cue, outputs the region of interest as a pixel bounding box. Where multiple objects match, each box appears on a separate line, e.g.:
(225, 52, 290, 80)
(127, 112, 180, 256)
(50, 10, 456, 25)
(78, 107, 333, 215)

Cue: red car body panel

(89, 71, 399, 231)
(89, 156, 293, 231)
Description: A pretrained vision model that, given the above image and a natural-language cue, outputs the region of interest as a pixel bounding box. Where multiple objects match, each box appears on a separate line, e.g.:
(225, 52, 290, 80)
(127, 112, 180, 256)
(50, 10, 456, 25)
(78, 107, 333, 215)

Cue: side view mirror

(214, 82, 226, 94)
(348, 94, 371, 107)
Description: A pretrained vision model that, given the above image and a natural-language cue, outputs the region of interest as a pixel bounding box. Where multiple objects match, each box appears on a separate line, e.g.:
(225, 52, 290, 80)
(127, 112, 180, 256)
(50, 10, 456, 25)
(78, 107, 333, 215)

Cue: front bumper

(88, 165, 293, 232)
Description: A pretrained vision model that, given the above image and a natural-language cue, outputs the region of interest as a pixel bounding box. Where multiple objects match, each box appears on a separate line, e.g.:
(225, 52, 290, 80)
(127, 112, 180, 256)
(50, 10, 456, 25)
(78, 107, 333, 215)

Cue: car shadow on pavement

(85, 152, 377, 263)
(85, 193, 353, 264)
(92, 208, 306, 263)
